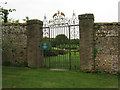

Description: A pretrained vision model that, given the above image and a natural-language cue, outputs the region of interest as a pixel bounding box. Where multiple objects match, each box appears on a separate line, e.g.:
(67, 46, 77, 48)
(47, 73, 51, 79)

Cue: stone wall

(2, 23, 27, 66)
(94, 23, 119, 74)
(1, 22, 119, 74)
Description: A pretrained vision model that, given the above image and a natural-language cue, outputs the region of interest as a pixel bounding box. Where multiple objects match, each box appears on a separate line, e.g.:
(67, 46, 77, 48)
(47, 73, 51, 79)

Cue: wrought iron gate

(42, 11, 80, 70)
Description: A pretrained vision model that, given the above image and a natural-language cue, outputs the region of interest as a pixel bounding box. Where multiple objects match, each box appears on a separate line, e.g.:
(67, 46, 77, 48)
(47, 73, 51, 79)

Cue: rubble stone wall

(2, 23, 27, 66)
(94, 23, 119, 74)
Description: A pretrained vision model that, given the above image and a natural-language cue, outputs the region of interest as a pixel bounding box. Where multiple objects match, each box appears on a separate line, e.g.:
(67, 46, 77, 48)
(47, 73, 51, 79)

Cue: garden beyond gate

(42, 11, 80, 70)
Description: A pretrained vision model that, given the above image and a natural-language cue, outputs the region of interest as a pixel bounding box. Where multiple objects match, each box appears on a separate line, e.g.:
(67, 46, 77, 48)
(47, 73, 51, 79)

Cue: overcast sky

(1, 0, 120, 23)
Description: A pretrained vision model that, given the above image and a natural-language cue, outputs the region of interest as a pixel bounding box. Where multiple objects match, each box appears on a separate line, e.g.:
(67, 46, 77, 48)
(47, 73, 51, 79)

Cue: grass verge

(2, 66, 118, 88)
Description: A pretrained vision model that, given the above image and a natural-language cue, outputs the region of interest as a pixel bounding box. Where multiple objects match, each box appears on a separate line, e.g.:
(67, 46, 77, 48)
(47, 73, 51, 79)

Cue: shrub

(44, 50, 58, 57)
(24, 61, 28, 67)
(117, 71, 120, 75)
(57, 50, 68, 55)
(94, 48, 98, 59)
(95, 69, 102, 73)
(3, 61, 11, 66)
(44, 49, 68, 57)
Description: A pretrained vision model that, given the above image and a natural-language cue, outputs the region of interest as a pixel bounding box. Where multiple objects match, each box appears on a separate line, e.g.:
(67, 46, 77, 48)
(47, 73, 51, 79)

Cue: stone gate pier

(78, 14, 95, 71)
(27, 20, 43, 67)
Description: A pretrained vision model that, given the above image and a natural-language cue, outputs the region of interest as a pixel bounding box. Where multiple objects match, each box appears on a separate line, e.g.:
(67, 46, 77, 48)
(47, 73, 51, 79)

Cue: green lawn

(43, 51, 80, 69)
(2, 66, 118, 88)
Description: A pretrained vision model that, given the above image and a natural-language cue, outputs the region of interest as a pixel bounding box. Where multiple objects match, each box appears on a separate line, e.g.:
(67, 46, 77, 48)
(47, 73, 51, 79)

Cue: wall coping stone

(2, 23, 27, 26)
(27, 19, 43, 25)
(94, 22, 118, 26)
(78, 14, 94, 20)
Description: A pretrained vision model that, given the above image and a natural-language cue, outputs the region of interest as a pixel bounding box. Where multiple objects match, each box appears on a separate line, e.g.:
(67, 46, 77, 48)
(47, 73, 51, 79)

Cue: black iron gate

(42, 11, 80, 70)
(42, 25, 80, 70)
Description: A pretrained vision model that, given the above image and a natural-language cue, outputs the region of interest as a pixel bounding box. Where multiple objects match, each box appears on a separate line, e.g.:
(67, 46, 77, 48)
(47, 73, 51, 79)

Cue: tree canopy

(0, 2, 16, 23)
(52, 34, 69, 46)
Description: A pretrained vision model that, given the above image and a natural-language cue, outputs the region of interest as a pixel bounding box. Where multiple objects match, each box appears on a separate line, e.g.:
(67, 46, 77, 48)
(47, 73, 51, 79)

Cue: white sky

(1, 0, 120, 23)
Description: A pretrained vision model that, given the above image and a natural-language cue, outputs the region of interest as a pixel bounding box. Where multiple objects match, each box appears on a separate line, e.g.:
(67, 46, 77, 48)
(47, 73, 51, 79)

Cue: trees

(8, 18, 19, 23)
(23, 16, 29, 22)
(0, 2, 16, 23)
(70, 39, 79, 44)
(52, 34, 69, 46)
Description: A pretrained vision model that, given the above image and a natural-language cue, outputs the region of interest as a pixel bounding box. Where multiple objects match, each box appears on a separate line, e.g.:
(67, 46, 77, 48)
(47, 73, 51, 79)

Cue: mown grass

(2, 66, 118, 88)
(43, 51, 80, 69)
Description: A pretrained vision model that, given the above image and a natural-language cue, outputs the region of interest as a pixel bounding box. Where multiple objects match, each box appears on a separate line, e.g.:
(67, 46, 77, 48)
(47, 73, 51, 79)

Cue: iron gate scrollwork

(42, 11, 80, 70)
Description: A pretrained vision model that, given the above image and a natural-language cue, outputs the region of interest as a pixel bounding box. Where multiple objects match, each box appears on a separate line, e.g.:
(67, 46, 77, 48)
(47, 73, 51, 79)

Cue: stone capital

(78, 14, 94, 21)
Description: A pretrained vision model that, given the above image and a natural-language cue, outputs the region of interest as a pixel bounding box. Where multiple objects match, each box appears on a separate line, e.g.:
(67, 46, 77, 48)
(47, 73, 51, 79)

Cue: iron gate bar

(59, 26, 62, 68)
(69, 26, 71, 70)
(55, 27, 57, 68)
(48, 27, 50, 68)
(42, 24, 79, 69)
(64, 34, 66, 68)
